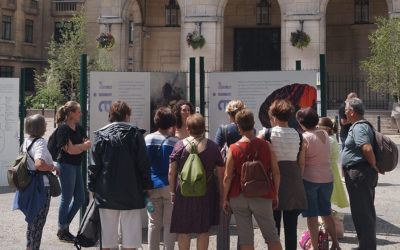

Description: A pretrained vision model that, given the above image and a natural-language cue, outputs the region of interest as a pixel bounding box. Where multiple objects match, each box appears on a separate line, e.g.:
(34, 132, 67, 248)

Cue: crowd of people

(13, 93, 380, 250)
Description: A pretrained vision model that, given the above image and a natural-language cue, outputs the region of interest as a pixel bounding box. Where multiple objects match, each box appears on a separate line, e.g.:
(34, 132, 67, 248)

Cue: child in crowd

(318, 117, 349, 208)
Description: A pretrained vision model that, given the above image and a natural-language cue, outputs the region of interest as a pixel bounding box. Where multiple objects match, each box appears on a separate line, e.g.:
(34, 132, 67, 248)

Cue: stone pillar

(97, 0, 125, 70)
(180, 2, 223, 72)
(281, 14, 323, 70)
(131, 23, 144, 71)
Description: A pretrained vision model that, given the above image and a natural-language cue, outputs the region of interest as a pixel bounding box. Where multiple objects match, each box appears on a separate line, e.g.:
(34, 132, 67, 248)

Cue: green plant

(361, 17, 400, 102)
(186, 31, 206, 49)
(31, 7, 116, 109)
(290, 30, 311, 49)
(96, 32, 115, 50)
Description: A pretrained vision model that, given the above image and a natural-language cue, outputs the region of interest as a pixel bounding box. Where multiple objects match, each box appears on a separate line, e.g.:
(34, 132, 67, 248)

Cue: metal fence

(327, 74, 393, 110)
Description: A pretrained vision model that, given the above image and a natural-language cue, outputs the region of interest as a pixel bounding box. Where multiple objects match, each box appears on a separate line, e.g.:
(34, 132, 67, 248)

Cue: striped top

(259, 126, 301, 162)
(145, 131, 179, 189)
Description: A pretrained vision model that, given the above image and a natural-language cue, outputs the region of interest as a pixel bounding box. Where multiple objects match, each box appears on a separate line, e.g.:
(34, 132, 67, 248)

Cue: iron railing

(327, 74, 392, 110)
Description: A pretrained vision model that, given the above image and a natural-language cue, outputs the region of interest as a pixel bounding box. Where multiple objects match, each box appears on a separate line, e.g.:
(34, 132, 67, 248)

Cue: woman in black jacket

(89, 101, 153, 250)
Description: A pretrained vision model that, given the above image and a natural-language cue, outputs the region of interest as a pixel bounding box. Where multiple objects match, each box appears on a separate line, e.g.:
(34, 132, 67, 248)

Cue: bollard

(335, 115, 339, 141)
(41, 104, 44, 116)
(54, 103, 57, 128)
(377, 116, 381, 132)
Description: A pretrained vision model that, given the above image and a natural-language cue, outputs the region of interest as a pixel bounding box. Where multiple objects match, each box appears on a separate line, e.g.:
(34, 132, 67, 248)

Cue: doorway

(234, 28, 281, 71)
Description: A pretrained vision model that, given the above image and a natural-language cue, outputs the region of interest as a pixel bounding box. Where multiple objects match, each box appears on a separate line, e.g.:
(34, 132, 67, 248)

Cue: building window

(25, 19, 34, 43)
(30, 0, 39, 9)
(355, 0, 369, 24)
(54, 21, 73, 42)
(256, 0, 271, 25)
(0, 66, 13, 77)
(165, 0, 179, 27)
(129, 21, 134, 44)
(2, 16, 12, 40)
(55, 2, 77, 12)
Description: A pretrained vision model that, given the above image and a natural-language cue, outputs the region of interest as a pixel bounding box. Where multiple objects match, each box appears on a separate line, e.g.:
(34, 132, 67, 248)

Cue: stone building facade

(1, 0, 400, 92)
(0, 0, 85, 90)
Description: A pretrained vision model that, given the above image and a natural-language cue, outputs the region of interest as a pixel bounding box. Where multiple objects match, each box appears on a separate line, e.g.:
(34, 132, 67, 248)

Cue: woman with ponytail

(54, 101, 91, 243)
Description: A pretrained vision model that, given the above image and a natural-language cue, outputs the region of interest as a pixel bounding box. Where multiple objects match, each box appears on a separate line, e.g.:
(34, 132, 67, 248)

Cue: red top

(228, 138, 275, 199)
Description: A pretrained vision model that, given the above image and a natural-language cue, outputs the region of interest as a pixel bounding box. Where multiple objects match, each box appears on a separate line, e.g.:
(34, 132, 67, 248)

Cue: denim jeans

(57, 162, 85, 230)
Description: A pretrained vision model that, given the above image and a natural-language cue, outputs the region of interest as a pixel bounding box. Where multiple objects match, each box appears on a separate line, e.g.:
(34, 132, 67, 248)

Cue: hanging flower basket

(290, 30, 311, 49)
(186, 31, 206, 49)
(96, 32, 115, 49)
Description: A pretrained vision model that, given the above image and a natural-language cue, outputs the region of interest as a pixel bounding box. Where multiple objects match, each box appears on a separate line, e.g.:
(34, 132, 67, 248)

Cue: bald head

(347, 92, 358, 100)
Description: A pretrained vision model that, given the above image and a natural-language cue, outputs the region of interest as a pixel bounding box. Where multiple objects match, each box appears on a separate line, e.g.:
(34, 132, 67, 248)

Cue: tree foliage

(361, 17, 400, 101)
(31, 8, 116, 108)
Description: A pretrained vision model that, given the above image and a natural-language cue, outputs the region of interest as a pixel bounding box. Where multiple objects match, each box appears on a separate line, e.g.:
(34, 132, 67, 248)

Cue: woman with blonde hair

(214, 100, 245, 250)
(169, 113, 224, 250)
(54, 101, 91, 243)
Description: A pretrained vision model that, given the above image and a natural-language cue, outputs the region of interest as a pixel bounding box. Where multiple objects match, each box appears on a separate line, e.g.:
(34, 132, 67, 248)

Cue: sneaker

(57, 229, 75, 243)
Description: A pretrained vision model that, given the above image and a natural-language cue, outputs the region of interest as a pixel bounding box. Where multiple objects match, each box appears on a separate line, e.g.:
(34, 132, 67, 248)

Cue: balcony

(3, 0, 17, 10)
(23, 0, 39, 15)
(52, 0, 85, 16)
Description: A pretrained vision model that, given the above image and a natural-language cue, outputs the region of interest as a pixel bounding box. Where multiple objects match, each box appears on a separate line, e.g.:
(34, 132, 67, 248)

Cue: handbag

(299, 228, 329, 250)
(46, 172, 61, 197)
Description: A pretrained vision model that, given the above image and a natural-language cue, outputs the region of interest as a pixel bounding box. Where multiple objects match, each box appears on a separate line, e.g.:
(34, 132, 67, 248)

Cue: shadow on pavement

(377, 182, 400, 187)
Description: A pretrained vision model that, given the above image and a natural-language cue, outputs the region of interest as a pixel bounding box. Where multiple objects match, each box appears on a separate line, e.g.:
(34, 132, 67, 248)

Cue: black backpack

(352, 120, 398, 173)
(75, 200, 101, 249)
(48, 127, 59, 161)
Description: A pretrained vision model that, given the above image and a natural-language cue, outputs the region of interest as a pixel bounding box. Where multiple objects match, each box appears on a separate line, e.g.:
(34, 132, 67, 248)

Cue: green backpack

(179, 138, 208, 197)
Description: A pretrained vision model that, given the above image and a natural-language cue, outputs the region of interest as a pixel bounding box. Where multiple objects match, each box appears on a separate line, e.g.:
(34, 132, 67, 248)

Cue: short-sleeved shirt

(229, 138, 275, 199)
(145, 132, 179, 189)
(56, 123, 88, 166)
(339, 103, 351, 138)
(259, 126, 301, 162)
(23, 137, 52, 186)
(341, 122, 374, 167)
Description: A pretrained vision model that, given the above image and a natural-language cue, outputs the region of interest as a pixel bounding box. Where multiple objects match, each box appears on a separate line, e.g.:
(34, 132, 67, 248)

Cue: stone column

(131, 23, 144, 71)
(97, 0, 126, 70)
(281, 14, 324, 70)
(180, 2, 223, 72)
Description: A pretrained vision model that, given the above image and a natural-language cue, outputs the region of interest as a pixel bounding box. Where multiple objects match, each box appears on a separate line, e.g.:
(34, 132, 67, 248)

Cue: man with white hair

(341, 98, 378, 250)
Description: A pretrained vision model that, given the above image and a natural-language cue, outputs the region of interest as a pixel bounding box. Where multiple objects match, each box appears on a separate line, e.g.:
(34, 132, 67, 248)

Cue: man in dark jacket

(89, 101, 153, 250)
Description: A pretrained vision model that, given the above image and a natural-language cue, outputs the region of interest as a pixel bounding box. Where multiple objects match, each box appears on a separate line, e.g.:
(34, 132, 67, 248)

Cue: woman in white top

(258, 99, 307, 250)
(19, 114, 60, 250)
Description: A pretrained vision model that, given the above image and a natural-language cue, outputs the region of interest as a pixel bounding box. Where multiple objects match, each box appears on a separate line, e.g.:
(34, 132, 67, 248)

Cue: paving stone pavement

(1, 118, 399, 249)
